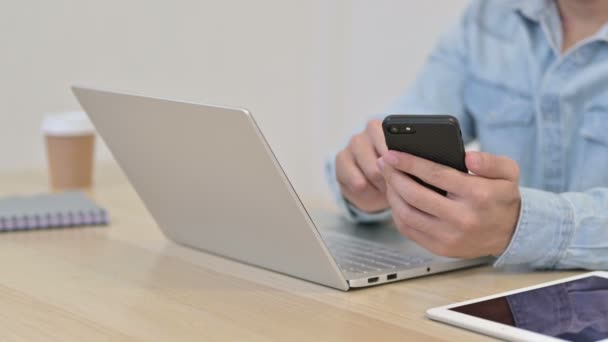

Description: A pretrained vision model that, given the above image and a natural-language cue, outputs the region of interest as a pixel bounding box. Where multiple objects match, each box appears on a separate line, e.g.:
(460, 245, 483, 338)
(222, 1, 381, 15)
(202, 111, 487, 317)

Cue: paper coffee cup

(42, 112, 96, 191)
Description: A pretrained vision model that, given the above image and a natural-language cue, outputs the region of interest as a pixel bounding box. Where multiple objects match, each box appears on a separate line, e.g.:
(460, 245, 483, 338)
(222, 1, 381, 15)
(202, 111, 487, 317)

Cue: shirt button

(541, 100, 559, 121)
(541, 98, 557, 111)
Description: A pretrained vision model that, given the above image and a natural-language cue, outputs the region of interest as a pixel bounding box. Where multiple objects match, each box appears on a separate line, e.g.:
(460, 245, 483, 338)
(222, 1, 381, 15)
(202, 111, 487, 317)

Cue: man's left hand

(377, 150, 521, 258)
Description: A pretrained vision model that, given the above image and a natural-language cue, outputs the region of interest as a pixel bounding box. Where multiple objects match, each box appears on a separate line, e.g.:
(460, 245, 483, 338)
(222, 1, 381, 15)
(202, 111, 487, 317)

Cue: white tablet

(427, 271, 608, 342)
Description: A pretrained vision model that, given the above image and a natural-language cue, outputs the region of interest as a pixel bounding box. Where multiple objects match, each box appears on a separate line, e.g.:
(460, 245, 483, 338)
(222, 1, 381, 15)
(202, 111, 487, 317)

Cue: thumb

(465, 152, 519, 181)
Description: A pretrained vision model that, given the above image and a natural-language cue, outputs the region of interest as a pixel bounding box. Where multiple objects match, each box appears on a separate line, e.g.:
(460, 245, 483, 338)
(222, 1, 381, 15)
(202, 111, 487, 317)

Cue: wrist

(491, 196, 521, 257)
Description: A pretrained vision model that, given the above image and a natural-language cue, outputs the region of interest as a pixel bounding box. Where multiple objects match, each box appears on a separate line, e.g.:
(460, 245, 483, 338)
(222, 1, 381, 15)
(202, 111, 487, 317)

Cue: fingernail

(385, 151, 399, 166)
(377, 158, 385, 170)
(467, 153, 480, 169)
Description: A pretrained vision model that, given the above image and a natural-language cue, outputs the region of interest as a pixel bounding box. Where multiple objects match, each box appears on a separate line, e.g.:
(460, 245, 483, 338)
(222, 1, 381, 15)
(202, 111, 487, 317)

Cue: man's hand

(378, 150, 521, 258)
(335, 120, 389, 213)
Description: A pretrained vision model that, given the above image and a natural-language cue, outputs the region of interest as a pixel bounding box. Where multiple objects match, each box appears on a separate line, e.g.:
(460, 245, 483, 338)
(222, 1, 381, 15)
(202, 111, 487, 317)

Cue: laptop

(73, 85, 491, 291)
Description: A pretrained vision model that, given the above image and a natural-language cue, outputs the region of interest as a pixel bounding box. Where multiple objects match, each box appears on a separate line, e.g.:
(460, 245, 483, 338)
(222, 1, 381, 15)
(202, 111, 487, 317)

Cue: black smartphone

(382, 115, 467, 196)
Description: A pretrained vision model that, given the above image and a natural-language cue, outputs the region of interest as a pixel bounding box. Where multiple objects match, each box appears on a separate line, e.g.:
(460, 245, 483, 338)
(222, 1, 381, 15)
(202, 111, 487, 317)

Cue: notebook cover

(0, 191, 109, 231)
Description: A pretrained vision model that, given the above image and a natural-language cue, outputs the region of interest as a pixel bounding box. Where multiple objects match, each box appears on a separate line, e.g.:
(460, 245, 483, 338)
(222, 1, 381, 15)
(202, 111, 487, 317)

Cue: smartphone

(382, 115, 467, 196)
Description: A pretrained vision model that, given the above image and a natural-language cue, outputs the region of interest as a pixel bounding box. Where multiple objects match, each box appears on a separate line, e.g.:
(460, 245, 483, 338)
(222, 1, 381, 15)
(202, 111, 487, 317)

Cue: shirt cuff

(493, 187, 575, 269)
(344, 200, 393, 224)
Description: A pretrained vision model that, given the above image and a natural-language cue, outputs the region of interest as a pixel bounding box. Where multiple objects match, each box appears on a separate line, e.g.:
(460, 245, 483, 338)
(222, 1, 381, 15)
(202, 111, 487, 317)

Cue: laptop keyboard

(323, 232, 433, 275)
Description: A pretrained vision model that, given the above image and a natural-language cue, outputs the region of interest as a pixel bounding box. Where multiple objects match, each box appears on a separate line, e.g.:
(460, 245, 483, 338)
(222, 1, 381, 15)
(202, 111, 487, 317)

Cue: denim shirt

(326, 0, 608, 270)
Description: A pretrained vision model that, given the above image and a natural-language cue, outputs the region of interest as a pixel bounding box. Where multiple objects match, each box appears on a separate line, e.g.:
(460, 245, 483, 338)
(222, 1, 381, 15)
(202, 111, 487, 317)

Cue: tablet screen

(449, 276, 608, 342)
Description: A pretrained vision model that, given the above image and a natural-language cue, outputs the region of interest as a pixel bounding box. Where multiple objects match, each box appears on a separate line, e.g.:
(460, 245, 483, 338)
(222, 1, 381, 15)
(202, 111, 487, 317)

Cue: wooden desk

(0, 163, 581, 341)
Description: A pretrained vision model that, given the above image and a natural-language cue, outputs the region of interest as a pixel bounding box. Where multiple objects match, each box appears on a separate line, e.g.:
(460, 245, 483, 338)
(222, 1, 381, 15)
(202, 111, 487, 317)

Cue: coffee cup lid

(42, 112, 95, 136)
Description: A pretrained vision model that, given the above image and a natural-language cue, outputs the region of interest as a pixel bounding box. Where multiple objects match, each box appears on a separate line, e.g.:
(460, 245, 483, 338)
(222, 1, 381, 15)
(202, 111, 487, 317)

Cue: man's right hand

(335, 119, 389, 213)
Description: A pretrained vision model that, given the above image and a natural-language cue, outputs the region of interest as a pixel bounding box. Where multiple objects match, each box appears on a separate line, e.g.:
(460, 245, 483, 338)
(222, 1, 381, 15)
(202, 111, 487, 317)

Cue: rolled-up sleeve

(495, 187, 608, 270)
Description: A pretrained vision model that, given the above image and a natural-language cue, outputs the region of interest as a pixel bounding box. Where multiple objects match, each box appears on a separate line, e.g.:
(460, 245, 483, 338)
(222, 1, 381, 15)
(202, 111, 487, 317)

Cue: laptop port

(367, 277, 379, 284)
(387, 273, 397, 281)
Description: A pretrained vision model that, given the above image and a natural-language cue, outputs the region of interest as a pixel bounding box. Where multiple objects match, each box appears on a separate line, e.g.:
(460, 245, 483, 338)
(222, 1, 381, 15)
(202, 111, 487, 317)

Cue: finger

(336, 150, 387, 211)
(466, 152, 520, 182)
(385, 187, 441, 233)
(380, 160, 464, 223)
(335, 150, 370, 193)
(349, 135, 386, 192)
(390, 209, 461, 257)
(366, 120, 388, 155)
(383, 150, 471, 196)
(340, 181, 389, 213)
(387, 189, 444, 252)
(397, 225, 453, 257)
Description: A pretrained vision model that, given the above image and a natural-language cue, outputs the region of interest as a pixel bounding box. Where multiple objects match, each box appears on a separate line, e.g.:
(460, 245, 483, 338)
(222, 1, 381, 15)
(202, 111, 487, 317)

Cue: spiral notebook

(0, 191, 108, 231)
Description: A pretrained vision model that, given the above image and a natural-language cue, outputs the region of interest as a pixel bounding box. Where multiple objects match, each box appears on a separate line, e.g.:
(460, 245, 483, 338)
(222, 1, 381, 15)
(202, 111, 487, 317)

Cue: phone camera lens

(389, 126, 399, 134)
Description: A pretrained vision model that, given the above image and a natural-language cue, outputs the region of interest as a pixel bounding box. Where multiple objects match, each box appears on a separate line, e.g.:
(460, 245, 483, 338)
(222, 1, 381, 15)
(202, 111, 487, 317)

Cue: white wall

(0, 0, 467, 201)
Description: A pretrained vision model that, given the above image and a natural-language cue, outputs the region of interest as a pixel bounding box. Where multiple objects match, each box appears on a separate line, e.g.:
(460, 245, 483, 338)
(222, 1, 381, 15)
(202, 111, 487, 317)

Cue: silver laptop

(73, 85, 490, 291)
